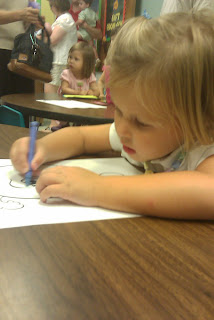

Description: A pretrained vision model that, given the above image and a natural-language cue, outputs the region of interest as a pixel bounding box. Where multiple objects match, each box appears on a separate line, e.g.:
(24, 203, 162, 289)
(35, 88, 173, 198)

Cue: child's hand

(87, 89, 94, 96)
(99, 93, 105, 99)
(80, 90, 88, 95)
(10, 137, 46, 175)
(36, 166, 100, 206)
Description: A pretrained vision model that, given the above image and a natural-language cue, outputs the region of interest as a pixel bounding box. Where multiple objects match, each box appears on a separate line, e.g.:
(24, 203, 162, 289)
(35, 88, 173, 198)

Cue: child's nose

(116, 117, 132, 139)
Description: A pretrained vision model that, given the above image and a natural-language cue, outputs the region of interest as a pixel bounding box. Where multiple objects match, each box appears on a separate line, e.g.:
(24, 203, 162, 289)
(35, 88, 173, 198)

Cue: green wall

(135, 0, 164, 18)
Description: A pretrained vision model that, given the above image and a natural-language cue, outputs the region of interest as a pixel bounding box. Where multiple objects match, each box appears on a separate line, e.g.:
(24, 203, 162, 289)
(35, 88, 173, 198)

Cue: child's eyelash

(136, 119, 146, 127)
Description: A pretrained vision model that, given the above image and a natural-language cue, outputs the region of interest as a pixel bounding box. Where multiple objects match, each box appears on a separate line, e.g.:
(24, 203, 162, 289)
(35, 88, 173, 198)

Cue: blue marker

(25, 121, 39, 186)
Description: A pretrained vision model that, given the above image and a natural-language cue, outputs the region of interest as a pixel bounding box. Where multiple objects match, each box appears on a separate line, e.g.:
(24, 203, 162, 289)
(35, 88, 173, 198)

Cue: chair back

(0, 105, 25, 127)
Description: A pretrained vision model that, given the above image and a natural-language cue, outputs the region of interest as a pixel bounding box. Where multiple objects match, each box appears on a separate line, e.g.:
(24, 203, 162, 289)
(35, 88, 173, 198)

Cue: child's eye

(135, 119, 147, 127)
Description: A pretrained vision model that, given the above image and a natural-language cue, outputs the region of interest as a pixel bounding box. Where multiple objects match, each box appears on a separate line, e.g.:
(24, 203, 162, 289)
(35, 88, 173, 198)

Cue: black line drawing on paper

(0, 165, 39, 211)
(0, 162, 133, 212)
(0, 196, 24, 210)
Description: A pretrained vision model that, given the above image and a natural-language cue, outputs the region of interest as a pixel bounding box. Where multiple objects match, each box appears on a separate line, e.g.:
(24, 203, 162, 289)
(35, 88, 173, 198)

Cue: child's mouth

(123, 145, 136, 155)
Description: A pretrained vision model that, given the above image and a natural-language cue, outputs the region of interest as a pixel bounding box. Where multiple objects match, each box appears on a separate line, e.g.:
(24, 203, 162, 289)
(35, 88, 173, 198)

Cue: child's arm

(44, 22, 52, 35)
(61, 80, 88, 95)
(76, 18, 84, 27)
(10, 124, 112, 174)
(87, 81, 100, 97)
(82, 20, 102, 40)
(36, 156, 214, 219)
(97, 71, 106, 98)
(50, 25, 66, 46)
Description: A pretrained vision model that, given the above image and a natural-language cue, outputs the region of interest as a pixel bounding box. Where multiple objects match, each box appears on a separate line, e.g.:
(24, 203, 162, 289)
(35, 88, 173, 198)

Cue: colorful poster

(103, 0, 126, 41)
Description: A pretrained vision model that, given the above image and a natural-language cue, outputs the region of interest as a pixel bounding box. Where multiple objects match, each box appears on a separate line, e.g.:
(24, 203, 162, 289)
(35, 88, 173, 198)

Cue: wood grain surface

(0, 124, 214, 320)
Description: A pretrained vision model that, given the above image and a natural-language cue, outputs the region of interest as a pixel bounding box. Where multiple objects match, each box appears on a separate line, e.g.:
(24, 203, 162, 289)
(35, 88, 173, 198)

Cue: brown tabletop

(0, 124, 214, 320)
(1, 93, 115, 125)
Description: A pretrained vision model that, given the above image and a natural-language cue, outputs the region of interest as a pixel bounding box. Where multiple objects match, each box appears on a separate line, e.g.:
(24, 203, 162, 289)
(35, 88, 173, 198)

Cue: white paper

(37, 99, 106, 109)
(0, 158, 142, 229)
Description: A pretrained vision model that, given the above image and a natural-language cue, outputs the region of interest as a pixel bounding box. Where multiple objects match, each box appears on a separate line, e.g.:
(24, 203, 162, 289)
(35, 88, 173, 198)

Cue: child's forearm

(76, 19, 84, 26)
(94, 171, 214, 219)
(38, 124, 112, 163)
(61, 87, 85, 95)
(38, 126, 86, 163)
(98, 82, 105, 97)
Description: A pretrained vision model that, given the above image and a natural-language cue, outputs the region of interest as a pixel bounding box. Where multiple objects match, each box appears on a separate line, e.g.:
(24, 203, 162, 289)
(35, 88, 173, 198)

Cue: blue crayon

(25, 121, 39, 186)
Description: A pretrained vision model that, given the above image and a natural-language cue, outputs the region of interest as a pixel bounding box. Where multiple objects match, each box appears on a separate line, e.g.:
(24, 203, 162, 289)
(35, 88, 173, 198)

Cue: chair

(0, 105, 25, 127)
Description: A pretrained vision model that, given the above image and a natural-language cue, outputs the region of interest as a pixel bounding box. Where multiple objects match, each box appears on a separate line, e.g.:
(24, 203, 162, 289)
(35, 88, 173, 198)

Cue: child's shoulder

(55, 12, 74, 24)
(184, 143, 214, 171)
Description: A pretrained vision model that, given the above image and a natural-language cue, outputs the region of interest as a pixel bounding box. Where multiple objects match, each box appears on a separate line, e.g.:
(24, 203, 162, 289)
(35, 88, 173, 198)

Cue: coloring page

(0, 158, 142, 229)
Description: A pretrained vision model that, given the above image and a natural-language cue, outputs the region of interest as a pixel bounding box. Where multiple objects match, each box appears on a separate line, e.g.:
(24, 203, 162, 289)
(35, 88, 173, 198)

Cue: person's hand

(80, 90, 88, 95)
(99, 93, 105, 99)
(87, 89, 94, 95)
(82, 21, 88, 29)
(20, 7, 40, 24)
(36, 166, 101, 206)
(10, 137, 47, 175)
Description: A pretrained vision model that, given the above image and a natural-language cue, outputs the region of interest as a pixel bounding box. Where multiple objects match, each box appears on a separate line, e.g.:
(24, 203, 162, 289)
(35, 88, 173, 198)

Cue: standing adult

(160, 0, 214, 15)
(0, 1, 40, 98)
(69, 0, 102, 40)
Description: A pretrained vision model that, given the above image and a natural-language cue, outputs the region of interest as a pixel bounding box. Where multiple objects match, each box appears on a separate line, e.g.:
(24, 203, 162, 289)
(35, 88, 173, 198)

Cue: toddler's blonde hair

(107, 10, 214, 150)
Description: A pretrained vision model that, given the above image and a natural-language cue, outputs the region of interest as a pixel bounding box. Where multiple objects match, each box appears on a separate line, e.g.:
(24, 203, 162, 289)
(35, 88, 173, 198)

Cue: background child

(10, 10, 214, 220)
(51, 41, 100, 131)
(60, 41, 99, 96)
(44, 0, 77, 129)
(69, 0, 102, 42)
(76, 0, 100, 65)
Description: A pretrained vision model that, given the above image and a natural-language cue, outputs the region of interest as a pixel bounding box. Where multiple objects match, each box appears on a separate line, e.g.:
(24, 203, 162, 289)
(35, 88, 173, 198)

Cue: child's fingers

(31, 150, 46, 171)
(10, 137, 46, 174)
(10, 137, 30, 173)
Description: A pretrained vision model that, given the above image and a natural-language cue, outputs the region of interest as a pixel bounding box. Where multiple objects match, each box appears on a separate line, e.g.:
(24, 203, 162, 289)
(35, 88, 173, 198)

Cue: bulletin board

(103, 0, 126, 41)
(98, 0, 136, 66)
(102, 0, 136, 41)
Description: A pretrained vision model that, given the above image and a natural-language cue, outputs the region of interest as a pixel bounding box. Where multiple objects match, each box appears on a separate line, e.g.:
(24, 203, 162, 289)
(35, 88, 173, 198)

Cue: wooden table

(1, 93, 114, 126)
(0, 124, 214, 320)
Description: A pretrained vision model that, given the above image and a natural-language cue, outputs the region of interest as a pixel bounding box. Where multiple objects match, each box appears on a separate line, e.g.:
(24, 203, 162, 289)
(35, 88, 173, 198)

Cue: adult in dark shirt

(0, 3, 40, 98)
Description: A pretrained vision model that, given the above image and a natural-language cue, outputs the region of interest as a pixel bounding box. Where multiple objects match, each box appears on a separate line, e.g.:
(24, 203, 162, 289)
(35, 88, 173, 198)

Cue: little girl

(50, 41, 100, 131)
(60, 41, 100, 96)
(10, 10, 214, 219)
